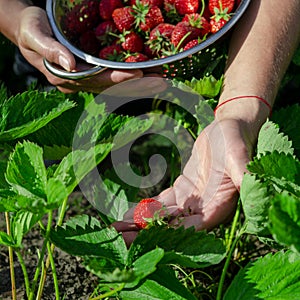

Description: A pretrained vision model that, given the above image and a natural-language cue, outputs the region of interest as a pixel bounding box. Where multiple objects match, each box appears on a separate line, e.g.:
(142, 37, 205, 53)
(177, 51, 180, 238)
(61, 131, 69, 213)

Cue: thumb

(227, 146, 250, 191)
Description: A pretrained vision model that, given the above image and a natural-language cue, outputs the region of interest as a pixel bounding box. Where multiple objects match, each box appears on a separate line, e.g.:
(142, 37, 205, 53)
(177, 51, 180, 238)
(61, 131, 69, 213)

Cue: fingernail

(59, 56, 71, 71)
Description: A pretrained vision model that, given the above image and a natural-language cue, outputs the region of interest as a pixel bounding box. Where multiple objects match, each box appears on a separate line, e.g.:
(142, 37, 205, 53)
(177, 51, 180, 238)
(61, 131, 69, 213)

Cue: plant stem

(36, 197, 68, 299)
(36, 242, 59, 300)
(5, 212, 17, 300)
(216, 200, 243, 300)
(225, 199, 241, 254)
(29, 210, 53, 300)
(15, 250, 30, 297)
(89, 283, 125, 300)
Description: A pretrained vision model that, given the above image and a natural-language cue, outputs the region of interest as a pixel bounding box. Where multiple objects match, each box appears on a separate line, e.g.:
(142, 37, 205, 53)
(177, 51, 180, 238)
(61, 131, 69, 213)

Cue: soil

(0, 193, 100, 300)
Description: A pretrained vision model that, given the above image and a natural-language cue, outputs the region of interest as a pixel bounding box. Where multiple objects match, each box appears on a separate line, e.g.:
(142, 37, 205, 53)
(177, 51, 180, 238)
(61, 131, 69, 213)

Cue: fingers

(112, 221, 138, 232)
(19, 7, 76, 71)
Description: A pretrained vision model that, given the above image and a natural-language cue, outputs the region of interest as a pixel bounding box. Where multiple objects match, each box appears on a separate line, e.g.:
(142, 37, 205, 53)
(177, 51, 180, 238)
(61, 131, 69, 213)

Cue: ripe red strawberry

(99, 0, 124, 20)
(171, 20, 202, 48)
(149, 22, 175, 40)
(121, 31, 144, 52)
(210, 16, 229, 33)
(133, 198, 164, 229)
(64, 0, 100, 35)
(210, 9, 231, 33)
(125, 53, 150, 62)
(134, 5, 165, 32)
(182, 13, 210, 37)
(183, 38, 199, 50)
(112, 6, 135, 32)
(98, 43, 123, 60)
(79, 30, 100, 55)
(148, 23, 175, 56)
(208, 0, 235, 15)
(174, 0, 199, 15)
(95, 20, 118, 46)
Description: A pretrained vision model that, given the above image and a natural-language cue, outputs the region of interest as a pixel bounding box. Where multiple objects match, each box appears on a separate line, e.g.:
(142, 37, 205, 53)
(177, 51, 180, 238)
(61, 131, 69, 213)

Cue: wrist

(0, 0, 32, 45)
(214, 95, 272, 134)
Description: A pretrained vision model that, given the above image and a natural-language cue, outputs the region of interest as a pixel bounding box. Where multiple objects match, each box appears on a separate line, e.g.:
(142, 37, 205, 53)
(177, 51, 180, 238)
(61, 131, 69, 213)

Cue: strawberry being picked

(133, 198, 166, 229)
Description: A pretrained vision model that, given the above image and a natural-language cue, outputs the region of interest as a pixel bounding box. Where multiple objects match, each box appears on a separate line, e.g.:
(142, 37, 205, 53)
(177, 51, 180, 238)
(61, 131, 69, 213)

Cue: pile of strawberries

(62, 0, 240, 63)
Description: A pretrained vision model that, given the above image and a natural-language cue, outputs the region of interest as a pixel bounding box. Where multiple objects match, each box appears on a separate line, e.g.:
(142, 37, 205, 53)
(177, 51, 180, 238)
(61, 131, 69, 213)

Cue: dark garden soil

(0, 193, 100, 300)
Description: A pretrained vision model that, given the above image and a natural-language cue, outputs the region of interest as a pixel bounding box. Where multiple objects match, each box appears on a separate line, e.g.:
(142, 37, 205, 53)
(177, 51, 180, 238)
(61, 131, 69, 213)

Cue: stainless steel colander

(45, 0, 250, 79)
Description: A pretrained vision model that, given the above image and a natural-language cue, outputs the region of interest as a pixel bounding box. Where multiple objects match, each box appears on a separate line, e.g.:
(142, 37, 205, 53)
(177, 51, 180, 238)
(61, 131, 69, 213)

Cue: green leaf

(0, 231, 15, 247)
(50, 215, 128, 265)
(87, 164, 140, 224)
(10, 210, 43, 247)
(120, 266, 197, 300)
(257, 121, 294, 157)
(179, 75, 223, 98)
(125, 248, 165, 288)
(224, 251, 300, 300)
(247, 151, 300, 186)
(86, 248, 165, 287)
(0, 89, 75, 141)
(271, 104, 300, 157)
(97, 113, 153, 150)
(5, 141, 47, 199)
(54, 143, 113, 194)
(269, 192, 300, 253)
(89, 268, 136, 284)
(26, 92, 94, 151)
(240, 173, 273, 236)
(128, 226, 225, 268)
(43, 144, 72, 161)
(46, 178, 68, 208)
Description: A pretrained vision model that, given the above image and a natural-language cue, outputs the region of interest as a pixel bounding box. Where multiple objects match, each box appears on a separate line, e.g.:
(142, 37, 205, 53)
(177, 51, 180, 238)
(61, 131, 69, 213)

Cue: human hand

(114, 118, 258, 244)
(16, 6, 164, 94)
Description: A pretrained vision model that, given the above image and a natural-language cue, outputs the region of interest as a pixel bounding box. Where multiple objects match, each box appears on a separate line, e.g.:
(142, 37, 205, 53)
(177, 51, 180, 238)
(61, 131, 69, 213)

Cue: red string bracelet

(214, 96, 272, 117)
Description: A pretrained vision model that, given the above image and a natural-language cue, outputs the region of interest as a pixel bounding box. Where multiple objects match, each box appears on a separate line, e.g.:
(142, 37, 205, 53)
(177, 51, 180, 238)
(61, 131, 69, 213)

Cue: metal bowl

(45, 0, 251, 79)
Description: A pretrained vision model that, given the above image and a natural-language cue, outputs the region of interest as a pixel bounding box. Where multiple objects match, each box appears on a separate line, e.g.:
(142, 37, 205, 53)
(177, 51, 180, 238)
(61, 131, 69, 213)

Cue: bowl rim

(46, 0, 251, 69)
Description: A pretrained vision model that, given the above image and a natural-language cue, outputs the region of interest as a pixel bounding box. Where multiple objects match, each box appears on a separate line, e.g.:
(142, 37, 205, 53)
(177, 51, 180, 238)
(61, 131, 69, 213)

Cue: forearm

(0, 0, 33, 44)
(216, 0, 300, 125)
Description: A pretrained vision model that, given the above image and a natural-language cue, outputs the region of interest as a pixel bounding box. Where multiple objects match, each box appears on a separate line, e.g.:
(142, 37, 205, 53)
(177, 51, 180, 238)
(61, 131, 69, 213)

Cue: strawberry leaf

(224, 251, 300, 300)
(86, 161, 140, 225)
(269, 192, 300, 252)
(10, 210, 43, 248)
(5, 141, 47, 199)
(128, 225, 226, 268)
(120, 266, 197, 300)
(54, 143, 113, 195)
(179, 75, 224, 98)
(240, 173, 273, 236)
(50, 214, 128, 265)
(257, 120, 294, 158)
(247, 151, 300, 188)
(271, 104, 300, 157)
(0, 89, 75, 142)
